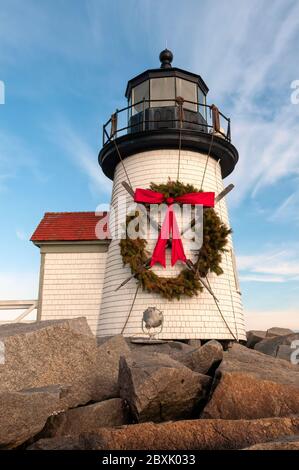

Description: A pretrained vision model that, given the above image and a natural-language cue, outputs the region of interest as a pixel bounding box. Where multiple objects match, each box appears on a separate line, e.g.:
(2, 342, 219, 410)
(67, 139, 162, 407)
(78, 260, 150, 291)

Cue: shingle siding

(39, 248, 107, 334)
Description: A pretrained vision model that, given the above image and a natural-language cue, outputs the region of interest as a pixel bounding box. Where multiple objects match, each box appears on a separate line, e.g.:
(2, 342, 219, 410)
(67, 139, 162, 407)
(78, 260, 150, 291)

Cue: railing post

(110, 111, 118, 139)
(115, 109, 119, 138)
(175, 96, 184, 129)
(227, 118, 231, 141)
(211, 104, 221, 133)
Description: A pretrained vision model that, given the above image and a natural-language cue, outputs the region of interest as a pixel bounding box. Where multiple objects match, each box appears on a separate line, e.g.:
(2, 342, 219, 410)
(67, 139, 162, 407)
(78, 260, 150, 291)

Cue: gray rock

(176, 340, 223, 374)
(96, 335, 131, 398)
(40, 398, 128, 438)
(201, 343, 299, 420)
(0, 386, 64, 448)
(255, 333, 299, 358)
(276, 344, 294, 362)
(128, 340, 192, 358)
(0, 319, 131, 409)
(118, 352, 211, 423)
(266, 327, 294, 338)
(246, 330, 266, 348)
(122, 350, 187, 370)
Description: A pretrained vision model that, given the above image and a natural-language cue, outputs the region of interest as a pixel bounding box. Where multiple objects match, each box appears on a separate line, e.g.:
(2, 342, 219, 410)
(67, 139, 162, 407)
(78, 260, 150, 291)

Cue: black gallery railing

(102, 98, 231, 146)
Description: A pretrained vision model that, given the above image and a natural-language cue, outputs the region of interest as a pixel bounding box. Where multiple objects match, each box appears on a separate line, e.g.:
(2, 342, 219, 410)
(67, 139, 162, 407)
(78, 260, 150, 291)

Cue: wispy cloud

(0, 0, 97, 68)
(239, 274, 286, 283)
(46, 120, 112, 198)
(16, 229, 27, 241)
(0, 129, 45, 191)
(230, 105, 299, 204)
(83, 0, 299, 210)
(185, 0, 299, 208)
(238, 246, 299, 282)
(269, 183, 299, 224)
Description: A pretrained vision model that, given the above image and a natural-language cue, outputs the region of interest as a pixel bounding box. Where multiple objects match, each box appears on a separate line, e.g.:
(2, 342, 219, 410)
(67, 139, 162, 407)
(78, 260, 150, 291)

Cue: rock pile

(247, 327, 299, 360)
(0, 318, 298, 450)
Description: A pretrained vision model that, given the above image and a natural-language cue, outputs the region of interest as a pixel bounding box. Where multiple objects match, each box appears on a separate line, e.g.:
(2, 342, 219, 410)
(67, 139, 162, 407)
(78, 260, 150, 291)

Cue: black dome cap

(159, 49, 173, 69)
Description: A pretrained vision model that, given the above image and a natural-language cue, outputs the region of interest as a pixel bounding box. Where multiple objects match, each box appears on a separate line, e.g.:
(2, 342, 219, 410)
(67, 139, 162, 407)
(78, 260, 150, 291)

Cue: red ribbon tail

(150, 233, 167, 267)
(150, 205, 171, 268)
(170, 207, 187, 266)
(171, 238, 187, 266)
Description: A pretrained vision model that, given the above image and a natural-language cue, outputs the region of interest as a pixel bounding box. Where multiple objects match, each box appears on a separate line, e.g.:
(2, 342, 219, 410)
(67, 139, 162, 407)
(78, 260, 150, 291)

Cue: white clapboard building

(32, 50, 246, 341)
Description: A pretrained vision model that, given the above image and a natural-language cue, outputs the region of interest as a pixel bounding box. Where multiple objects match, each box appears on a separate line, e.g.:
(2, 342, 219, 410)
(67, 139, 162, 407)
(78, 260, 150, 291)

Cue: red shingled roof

(31, 212, 110, 243)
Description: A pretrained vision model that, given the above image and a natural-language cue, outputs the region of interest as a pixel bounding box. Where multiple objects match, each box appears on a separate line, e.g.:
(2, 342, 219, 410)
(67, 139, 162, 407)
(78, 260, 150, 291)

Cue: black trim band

(99, 129, 238, 180)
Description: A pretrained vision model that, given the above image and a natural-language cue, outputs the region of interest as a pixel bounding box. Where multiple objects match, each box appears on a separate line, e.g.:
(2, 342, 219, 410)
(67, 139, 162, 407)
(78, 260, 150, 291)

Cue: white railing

(0, 300, 38, 324)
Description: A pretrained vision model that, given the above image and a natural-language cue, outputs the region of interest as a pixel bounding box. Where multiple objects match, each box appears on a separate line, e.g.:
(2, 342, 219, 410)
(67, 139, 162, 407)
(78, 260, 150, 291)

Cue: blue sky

(0, 0, 298, 329)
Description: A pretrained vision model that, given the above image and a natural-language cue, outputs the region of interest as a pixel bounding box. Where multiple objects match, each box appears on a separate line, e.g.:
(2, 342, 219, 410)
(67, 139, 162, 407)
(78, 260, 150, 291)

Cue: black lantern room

(126, 49, 208, 129)
(99, 50, 238, 180)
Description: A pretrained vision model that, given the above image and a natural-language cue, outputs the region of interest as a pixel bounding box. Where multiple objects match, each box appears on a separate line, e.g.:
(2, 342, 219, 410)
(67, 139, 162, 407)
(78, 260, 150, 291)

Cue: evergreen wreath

(120, 180, 231, 300)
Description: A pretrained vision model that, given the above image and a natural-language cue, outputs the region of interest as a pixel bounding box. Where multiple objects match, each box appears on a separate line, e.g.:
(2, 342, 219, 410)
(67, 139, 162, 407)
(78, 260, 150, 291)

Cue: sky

(0, 0, 298, 330)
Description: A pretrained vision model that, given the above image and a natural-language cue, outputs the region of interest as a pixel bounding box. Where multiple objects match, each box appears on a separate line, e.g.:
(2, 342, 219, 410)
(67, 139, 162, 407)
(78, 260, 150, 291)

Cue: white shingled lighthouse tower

(98, 50, 246, 341)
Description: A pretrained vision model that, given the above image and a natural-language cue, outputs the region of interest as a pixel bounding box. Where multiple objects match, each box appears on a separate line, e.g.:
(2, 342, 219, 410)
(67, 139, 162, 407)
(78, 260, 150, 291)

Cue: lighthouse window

(176, 78, 197, 112)
(132, 81, 149, 114)
(150, 77, 175, 107)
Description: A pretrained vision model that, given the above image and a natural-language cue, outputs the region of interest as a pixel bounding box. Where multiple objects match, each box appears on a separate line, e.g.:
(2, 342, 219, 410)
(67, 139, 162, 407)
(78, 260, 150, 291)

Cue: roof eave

(125, 67, 209, 98)
(31, 239, 111, 247)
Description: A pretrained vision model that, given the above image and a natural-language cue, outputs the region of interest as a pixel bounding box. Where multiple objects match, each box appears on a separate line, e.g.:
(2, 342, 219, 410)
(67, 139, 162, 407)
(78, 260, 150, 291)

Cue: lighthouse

(98, 50, 246, 342)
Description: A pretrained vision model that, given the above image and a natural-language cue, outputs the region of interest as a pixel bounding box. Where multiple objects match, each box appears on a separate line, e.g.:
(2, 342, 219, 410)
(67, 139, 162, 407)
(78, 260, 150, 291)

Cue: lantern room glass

(176, 78, 197, 112)
(132, 81, 149, 114)
(197, 87, 207, 119)
(150, 77, 176, 107)
(130, 77, 207, 117)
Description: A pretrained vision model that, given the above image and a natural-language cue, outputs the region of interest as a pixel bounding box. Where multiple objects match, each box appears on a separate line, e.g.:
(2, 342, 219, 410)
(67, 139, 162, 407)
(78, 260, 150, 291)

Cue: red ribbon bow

(134, 188, 215, 267)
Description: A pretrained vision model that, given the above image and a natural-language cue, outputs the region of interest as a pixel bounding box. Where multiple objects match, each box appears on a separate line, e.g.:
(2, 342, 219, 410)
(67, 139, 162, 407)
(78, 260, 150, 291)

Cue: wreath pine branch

(119, 180, 231, 300)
